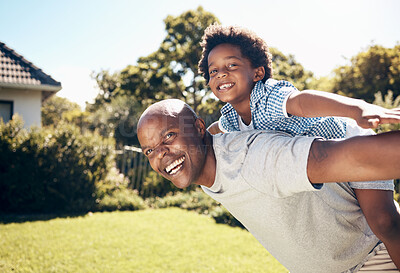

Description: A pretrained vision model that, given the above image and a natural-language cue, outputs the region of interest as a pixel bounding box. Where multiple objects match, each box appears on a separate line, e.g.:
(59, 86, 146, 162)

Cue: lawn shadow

(0, 212, 87, 224)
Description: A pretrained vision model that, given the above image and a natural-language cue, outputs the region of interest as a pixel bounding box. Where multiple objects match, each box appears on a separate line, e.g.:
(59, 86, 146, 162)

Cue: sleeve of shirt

(240, 131, 322, 198)
(217, 116, 229, 133)
(265, 80, 299, 119)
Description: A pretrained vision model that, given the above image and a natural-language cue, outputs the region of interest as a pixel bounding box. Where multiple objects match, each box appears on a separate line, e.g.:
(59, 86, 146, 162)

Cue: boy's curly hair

(198, 24, 273, 84)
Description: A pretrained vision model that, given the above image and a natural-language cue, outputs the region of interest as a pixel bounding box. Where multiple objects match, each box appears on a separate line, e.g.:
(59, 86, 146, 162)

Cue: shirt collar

(250, 80, 265, 107)
(220, 102, 234, 115)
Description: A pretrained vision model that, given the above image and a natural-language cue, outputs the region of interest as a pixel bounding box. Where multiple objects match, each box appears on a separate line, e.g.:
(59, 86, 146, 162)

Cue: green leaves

(0, 117, 116, 213)
(90, 6, 219, 114)
(41, 96, 82, 127)
(333, 44, 400, 103)
(270, 47, 314, 91)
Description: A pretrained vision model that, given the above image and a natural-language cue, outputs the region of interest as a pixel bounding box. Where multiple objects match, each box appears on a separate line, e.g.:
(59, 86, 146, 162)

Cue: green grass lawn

(0, 208, 287, 273)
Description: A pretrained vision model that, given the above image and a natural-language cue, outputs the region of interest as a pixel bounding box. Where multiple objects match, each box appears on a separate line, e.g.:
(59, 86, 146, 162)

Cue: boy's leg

(355, 189, 400, 269)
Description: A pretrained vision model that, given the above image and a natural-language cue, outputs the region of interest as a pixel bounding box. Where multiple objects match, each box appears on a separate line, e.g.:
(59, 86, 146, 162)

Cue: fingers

(379, 116, 400, 124)
(367, 118, 380, 128)
(364, 111, 400, 126)
(360, 116, 400, 129)
(357, 117, 379, 129)
(358, 106, 400, 128)
(386, 109, 400, 115)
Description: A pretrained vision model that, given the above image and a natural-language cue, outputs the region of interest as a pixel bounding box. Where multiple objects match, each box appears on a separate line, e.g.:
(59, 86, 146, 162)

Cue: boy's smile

(207, 43, 263, 110)
(217, 82, 235, 91)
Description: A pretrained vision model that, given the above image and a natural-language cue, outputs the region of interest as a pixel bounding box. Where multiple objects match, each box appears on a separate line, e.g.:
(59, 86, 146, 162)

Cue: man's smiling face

(137, 105, 207, 189)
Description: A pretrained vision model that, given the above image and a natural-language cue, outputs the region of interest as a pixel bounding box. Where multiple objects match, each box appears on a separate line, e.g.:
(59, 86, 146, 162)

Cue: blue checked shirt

(219, 79, 348, 139)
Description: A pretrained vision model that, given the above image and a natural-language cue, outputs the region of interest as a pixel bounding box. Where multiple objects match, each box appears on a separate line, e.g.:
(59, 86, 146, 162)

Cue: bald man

(137, 99, 400, 272)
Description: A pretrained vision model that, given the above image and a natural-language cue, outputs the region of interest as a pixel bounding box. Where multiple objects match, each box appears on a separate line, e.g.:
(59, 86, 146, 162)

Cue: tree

(87, 95, 144, 148)
(88, 7, 317, 147)
(306, 76, 335, 93)
(270, 48, 314, 91)
(87, 7, 220, 148)
(133, 6, 219, 112)
(87, 70, 121, 113)
(41, 96, 82, 127)
(373, 90, 400, 133)
(333, 44, 400, 103)
(91, 7, 219, 113)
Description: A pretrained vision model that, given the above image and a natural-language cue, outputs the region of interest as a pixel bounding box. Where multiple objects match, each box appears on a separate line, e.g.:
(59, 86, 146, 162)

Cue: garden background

(1, 5, 400, 273)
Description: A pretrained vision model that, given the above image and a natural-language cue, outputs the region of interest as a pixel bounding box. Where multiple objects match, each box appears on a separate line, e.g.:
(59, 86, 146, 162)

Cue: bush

(0, 116, 116, 213)
(146, 190, 218, 213)
(140, 170, 195, 198)
(210, 206, 244, 228)
(146, 190, 244, 228)
(94, 166, 147, 211)
(95, 188, 147, 211)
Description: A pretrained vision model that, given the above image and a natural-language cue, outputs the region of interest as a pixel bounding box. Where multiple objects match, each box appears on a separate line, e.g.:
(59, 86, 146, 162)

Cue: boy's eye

(228, 63, 237, 68)
(209, 69, 217, 75)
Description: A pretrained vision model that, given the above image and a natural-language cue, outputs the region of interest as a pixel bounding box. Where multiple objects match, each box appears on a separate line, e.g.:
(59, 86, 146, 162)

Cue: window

(0, 100, 13, 123)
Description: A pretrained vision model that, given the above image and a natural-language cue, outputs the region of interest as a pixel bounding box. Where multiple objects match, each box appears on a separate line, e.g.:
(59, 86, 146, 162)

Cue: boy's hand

(355, 103, 400, 129)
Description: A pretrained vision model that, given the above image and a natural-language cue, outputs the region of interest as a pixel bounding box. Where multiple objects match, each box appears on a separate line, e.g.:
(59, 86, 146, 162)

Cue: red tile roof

(0, 41, 61, 89)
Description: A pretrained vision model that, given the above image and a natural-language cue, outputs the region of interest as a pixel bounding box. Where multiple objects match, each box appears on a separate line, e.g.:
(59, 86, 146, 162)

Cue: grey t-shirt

(202, 130, 383, 273)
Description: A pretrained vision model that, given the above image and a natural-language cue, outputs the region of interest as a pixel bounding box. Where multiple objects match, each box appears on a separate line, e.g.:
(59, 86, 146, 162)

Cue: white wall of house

(0, 88, 42, 128)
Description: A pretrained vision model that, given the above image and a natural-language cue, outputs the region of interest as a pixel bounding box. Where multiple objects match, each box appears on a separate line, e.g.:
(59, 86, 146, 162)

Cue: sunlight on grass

(0, 208, 287, 273)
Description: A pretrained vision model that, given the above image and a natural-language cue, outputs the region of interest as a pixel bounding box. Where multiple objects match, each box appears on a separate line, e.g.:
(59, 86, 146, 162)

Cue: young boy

(198, 24, 400, 266)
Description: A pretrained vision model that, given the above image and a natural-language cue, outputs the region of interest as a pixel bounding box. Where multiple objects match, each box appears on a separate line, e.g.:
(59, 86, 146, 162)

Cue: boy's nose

(217, 69, 228, 78)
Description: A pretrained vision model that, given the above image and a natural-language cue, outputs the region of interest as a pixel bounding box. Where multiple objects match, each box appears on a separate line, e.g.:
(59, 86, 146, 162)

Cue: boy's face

(207, 43, 262, 106)
(137, 112, 207, 189)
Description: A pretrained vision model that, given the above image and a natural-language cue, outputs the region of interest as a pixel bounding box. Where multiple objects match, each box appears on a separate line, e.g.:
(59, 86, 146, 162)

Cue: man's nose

(155, 145, 169, 159)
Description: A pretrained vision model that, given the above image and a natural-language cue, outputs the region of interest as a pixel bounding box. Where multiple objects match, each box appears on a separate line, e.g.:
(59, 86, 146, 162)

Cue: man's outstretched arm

(307, 131, 400, 184)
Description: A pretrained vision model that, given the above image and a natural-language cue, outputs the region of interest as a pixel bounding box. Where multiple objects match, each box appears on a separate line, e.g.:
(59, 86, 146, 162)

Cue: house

(0, 41, 62, 128)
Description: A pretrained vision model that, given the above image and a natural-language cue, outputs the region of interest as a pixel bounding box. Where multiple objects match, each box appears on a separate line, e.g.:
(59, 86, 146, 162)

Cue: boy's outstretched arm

(287, 90, 400, 128)
(307, 131, 400, 184)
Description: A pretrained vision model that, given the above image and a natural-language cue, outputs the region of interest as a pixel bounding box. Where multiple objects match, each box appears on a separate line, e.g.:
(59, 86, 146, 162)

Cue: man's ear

(254, 66, 265, 82)
(195, 118, 206, 137)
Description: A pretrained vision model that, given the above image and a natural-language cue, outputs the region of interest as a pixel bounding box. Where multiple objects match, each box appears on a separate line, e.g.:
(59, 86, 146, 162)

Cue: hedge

(0, 115, 141, 213)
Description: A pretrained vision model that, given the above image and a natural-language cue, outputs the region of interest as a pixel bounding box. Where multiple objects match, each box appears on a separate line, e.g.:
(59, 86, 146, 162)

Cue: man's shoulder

(212, 130, 291, 155)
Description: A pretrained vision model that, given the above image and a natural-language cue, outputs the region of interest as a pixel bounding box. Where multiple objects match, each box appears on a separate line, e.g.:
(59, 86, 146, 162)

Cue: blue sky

(1, 0, 399, 108)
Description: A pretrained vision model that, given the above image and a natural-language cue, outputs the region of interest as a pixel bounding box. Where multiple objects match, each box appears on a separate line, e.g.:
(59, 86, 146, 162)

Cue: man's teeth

(165, 156, 185, 174)
(219, 83, 234, 90)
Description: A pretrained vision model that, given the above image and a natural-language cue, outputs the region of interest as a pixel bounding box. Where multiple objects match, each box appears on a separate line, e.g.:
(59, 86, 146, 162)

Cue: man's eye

(145, 149, 153, 156)
(165, 132, 175, 140)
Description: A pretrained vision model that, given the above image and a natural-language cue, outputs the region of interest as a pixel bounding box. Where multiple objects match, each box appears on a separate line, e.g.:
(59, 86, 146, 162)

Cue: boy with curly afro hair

(199, 25, 273, 84)
(198, 24, 400, 268)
